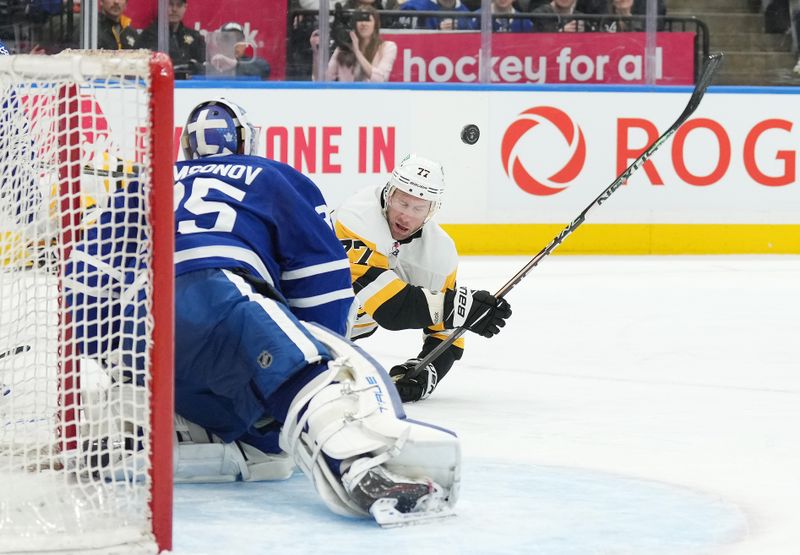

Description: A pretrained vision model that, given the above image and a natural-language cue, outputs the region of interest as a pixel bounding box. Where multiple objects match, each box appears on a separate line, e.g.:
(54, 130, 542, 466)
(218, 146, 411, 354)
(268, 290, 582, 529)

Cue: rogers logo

(501, 106, 586, 196)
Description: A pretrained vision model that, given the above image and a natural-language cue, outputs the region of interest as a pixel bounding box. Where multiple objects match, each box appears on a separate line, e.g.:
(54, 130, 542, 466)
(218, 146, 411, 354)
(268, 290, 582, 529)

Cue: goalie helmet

(382, 154, 445, 224)
(181, 98, 259, 160)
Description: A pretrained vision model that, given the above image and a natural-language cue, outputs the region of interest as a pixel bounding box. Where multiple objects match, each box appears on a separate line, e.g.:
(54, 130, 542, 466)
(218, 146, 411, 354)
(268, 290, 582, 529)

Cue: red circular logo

(501, 106, 586, 196)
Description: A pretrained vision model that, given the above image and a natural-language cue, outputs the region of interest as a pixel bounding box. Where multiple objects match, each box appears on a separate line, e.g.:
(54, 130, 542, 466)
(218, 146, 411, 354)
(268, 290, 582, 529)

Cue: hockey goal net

(0, 51, 173, 552)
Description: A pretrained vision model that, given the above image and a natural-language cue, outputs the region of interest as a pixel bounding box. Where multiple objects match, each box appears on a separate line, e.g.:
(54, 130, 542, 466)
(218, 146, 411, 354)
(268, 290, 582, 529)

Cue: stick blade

(699, 53, 724, 88)
(672, 52, 724, 129)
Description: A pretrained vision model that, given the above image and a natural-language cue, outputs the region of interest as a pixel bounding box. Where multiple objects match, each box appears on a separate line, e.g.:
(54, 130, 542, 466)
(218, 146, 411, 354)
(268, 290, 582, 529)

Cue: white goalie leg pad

(78, 376, 149, 480)
(279, 322, 461, 520)
(173, 415, 294, 483)
(173, 441, 249, 483)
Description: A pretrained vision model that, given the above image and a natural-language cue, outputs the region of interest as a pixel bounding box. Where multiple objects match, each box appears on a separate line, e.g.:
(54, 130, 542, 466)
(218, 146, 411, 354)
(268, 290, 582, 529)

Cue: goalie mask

(382, 154, 445, 226)
(181, 98, 259, 160)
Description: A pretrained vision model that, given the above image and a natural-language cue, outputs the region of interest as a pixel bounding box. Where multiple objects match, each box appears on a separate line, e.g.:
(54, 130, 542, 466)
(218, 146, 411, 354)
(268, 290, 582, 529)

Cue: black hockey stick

(0, 344, 31, 361)
(409, 52, 724, 378)
(82, 164, 142, 179)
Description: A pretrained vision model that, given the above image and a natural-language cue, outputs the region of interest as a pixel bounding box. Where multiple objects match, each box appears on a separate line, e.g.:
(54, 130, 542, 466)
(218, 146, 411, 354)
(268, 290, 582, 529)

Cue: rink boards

(178, 83, 799, 254)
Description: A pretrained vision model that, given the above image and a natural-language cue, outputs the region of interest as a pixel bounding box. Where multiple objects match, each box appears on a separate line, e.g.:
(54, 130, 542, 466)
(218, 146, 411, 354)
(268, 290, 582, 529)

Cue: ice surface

(174, 255, 800, 555)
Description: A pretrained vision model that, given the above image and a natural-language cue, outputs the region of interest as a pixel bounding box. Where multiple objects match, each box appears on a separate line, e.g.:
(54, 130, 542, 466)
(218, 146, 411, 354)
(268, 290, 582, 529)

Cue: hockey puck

(461, 124, 480, 145)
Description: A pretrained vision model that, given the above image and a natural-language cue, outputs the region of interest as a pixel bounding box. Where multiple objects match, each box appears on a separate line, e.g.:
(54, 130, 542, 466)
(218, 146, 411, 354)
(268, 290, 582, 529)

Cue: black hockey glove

(443, 286, 512, 338)
(389, 358, 438, 403)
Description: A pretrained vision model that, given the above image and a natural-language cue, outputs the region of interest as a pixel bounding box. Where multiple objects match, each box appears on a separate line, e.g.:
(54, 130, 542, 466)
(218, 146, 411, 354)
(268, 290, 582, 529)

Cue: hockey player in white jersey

(334, 154, 512, 402)
(66, 98, 460, 525)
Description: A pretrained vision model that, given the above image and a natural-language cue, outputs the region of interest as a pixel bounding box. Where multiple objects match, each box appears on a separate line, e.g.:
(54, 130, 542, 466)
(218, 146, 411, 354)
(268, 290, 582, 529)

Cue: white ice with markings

(174, 255, 800, 555)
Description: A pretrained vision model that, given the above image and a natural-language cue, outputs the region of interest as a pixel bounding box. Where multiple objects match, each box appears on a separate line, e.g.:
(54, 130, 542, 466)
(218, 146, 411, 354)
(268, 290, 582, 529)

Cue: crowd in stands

(292, 0, 667, 32)
(0, 0, 271, 80)
(288, 0, 670, 80)
(3, 0, 800, 80)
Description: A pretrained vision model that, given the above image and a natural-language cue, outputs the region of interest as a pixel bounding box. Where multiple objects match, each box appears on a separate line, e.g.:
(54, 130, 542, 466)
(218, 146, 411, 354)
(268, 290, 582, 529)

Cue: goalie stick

(409, 52, 724, 379)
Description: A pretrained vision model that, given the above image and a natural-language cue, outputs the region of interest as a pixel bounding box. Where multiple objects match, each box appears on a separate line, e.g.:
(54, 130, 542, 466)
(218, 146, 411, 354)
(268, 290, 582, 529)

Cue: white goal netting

(0, 50, 173, 553)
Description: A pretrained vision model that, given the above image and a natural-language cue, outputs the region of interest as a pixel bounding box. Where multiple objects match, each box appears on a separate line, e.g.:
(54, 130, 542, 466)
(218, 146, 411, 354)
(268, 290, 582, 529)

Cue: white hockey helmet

(181, 98, 259, 160)
(382, 154, 445, 224)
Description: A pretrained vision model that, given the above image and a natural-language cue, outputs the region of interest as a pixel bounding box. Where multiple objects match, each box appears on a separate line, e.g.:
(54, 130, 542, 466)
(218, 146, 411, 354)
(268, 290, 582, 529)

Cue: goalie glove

(443, 286, 512, 338)
(389, 358, 438, 403)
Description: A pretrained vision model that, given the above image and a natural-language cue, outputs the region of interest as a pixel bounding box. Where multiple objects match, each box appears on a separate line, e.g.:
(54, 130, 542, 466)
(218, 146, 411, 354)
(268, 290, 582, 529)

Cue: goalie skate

(345, 464, 456, 528)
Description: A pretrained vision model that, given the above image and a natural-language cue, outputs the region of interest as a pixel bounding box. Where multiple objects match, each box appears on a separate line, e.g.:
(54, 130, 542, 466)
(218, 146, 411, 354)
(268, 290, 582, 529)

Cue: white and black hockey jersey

(334, 185, 464, 378)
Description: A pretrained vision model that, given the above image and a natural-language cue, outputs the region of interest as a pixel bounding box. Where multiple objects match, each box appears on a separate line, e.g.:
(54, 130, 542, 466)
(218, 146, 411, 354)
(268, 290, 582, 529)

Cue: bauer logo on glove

(444, 286, 512, 338)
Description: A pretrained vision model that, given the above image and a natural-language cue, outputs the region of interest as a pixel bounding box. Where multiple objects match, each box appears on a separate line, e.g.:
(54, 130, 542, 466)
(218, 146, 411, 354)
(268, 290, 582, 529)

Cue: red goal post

(0, 50, 174, 553)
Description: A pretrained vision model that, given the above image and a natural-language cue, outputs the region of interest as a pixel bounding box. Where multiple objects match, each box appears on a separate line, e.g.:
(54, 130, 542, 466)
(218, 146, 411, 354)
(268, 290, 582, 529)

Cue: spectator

(599, 0, 641, 32)
(310, 6, 397, 82)
(210, 22, 271, 80)
(136, 0, 205, 79)
(470, 0, 533, 32)
(531, 0, 585, 32)
(399, 0, 472, 30)
(98, 0, 137, 50)
(286, 0, 317, 80)
(586, 0, 664, 17)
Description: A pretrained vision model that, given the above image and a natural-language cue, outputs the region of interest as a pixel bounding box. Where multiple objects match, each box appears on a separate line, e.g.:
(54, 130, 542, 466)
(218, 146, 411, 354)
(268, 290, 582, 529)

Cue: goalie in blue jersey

(173, 98, 460, 524)
(67, 97, 461, 525)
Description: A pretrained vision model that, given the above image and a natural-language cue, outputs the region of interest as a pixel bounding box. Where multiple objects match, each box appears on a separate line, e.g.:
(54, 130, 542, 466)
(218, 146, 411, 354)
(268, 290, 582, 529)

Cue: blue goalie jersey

(63, 180, 150, 374)
(173, 155, 354, 335)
